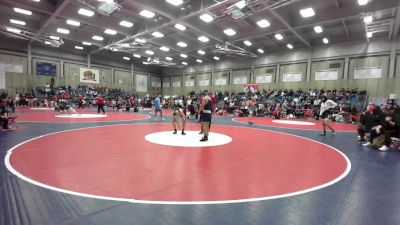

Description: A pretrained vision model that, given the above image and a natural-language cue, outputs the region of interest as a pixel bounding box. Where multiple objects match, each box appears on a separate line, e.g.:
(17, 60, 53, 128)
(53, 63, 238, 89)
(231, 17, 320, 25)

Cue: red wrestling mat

(14, 111, 150, 123)
(17, 106, 97, 111)
(6, 124, 350, 203)
(233, 117, 357, 132)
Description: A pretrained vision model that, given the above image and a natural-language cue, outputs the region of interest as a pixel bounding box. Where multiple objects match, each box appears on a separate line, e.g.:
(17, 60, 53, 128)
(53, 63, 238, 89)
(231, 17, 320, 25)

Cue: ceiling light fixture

(300, 7, 315, 18)
(314, 25, 323, 33)
(14, 8, 32, 15)
(45, 41, 51, 45)
(133, 54, 141, 58)
(104, 29, 117, 35)
(257, 49, 264, 53)
(75, 46, 83, 50)
(160, 46, 170, 51)
(82, 42, 92, 46)
(166, 0, 183, 6)
(10, 19, 26, 26)
(180, 54, 188, 58)
(323, 38, 329, 44)
(123, 57, 130, 60)
(6, 27, 21, 34)
(165, 57, 173, 61)
(66, 19, 80, 26)
(256, 19, 270, 28)
(152, 31, 164, 38)
(275, 33, 284, 40)
(199, 13, 214, 23)
(235, 0, 246, 9)
(135, 38, 146, 43)
(366, 32, 373, 38)
(223, 28, 236, 36)
(198, 50, 205, 55)
(119, 20, 133, 27)
(50, 36, 60, 40)
(140, 10, 155, 18)
(177, 42, 187, 47)
(358, 0, 368, 5)
(182, 62, 188, 65)
(243, 40, 252, 46)
(78, 8, 95, 17)
(196, 59, 203, 63)
(174, 23, 186, 31)
(363, 15, 373, 23)
(57, 28, 70, 34)
(198, 36, 209, 42)
(213, 56, 220, 60)
(92, 35, 104, 41)
(145, 50, 154, 55)
(287, 44, 293, 49)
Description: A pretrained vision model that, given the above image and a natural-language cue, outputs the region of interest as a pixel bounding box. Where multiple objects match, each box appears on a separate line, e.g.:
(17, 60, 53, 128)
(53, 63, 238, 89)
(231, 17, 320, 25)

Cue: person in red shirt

(96, 95, 106, 114)
(78, 94, 84, 109)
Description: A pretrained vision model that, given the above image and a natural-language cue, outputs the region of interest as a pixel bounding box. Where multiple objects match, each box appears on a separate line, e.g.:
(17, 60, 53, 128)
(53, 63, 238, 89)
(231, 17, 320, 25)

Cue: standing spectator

(96, 94, 106, 114)
(153, 95, 164, 120)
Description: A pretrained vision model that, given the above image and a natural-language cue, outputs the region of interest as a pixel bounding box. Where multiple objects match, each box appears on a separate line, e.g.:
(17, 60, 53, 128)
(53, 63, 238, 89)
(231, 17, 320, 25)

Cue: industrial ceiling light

(135, 38, 146, 43)
(180, 54, 188, 58)
(165, 57, 173, 61)
(119, 20, 133, 27)
(300, 7, 315, 18)
(140, 10, 155, 18)
(235, 0, 246, 9)
(366, 32, 373, 38)
(223, 28, 236, 36)
(152, 31, 164, 38)
(175, 23, 186, 31)
(145, 50, 154, 55)
(198, 36, 210, 42)
(213, 56, 220, 60)
(257, 49, 264, 53)
(196, 59, 203, 63)
(123, 56, 130, 60)
(6, 27, 21, 34)
(78, 8, 94, 17)
(10, 19, 26, 26)
(82, 42, 92, 46)
(57, 28, 70, 34)
(14, 8, 32, 15)
(358, 0, 368, 5)
(200, 13, 214, 23)
(133, 54, 141, 58)
(104, 29, 117, 35)
(323, 38, 329, 44)
(92, 35, 104, 41)
(166, 0, 183, 6)
(198, 50, 205, 55)
(314, 25, 323, 33)
(160, 46, 170, 52)
(182, 62, 188, 65)
(66, 19, 80, 26)
(363, 15, 373, 23)
(75, 46, 83, 50)
(243, 40, 252, 46)
(50, 36, 60, 40)
(256, 19, 270, 28)
(274, 33, 283, 40)
(177, 42, 187, 47)
(287, 44, 293, 49)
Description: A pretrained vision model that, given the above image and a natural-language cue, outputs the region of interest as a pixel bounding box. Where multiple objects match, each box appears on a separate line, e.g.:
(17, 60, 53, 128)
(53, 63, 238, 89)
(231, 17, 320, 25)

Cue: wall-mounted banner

(163, 81, 170, 87)
(354, 67, 382, 79)
(315, 69, 339, 81)
(151, 81, 161, 87)
(0, 63, 23, 73)
(172, 81, 181, 87)
(198, 80, 210, 86)
(184, 80, 194, 87)
(136, 74, 148, 92)
(0, 71, 5, 89)
(80, 68, 99, 84)
(282, 72, 302, 82)
(215, 78, 227, 86)
(255, 74, 272, 83)
(233, 76, 248, 84)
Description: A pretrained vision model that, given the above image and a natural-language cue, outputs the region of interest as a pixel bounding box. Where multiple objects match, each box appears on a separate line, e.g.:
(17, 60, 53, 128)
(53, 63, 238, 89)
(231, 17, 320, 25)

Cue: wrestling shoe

(200, 136, 208, 142)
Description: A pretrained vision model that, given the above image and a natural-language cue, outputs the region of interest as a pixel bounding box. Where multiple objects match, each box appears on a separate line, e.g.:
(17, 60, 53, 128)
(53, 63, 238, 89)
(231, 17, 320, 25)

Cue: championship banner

(80, 68, 99, 84)
(244, 83, 259, 93)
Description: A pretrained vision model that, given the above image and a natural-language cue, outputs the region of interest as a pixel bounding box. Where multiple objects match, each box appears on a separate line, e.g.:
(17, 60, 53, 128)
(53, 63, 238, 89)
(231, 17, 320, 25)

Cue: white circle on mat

(272, 120, 315, 125)
(145, 131, 232, 147)
(55, 114, 107, 118)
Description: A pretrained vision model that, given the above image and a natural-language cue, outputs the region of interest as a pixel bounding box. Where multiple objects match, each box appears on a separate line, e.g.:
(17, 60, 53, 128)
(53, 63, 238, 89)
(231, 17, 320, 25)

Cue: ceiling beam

(341, 19, 350, 37)
(334, 0, 341, 9)
(392, 3, 400, 38)
(265, 7, 311, 47)
(29, 0, 72, 44)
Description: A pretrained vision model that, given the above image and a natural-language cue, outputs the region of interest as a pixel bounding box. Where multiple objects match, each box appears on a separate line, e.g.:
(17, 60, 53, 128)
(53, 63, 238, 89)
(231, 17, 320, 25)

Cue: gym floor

(1, 108, 400, 225)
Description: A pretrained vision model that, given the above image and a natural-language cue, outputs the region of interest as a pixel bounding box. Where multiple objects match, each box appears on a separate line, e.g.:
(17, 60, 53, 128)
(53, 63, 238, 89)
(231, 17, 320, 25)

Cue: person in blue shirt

(154, 95, 164, 120)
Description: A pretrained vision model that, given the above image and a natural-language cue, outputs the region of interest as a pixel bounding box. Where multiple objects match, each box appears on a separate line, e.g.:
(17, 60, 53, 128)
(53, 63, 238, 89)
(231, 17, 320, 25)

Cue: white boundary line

(16, 113, 151, 124)
(232, 117, 356, 133)
(4, 123, 351, 205)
